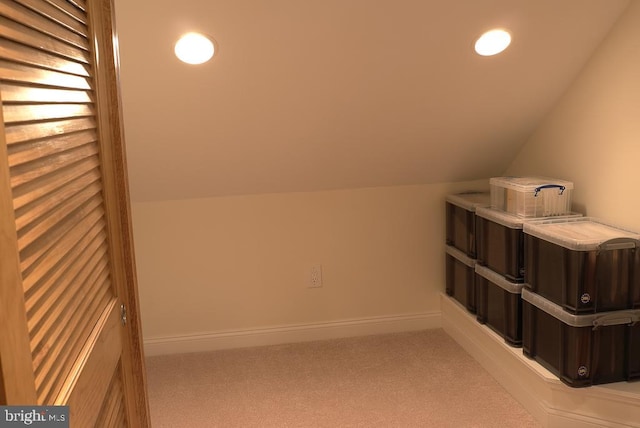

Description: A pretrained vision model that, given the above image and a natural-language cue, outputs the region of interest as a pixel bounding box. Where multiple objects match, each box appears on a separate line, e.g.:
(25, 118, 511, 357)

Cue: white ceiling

(113, 0, 630, 202)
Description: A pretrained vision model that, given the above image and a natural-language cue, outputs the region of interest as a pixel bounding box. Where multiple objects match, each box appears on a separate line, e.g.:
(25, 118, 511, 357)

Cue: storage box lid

(477, 207, 583, 230)
(523, 217, 640, 251)
(475, 265, 524, 294)
(445, 245, 476, 268)
(446, 192, 490, 212)
(522, 289, 640, 327)
(475, 207, 526, 229)
(489, 176, 574, 192)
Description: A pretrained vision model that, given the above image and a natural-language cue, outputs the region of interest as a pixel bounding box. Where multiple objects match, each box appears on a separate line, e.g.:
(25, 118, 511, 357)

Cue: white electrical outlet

(308, 264, 323, 288)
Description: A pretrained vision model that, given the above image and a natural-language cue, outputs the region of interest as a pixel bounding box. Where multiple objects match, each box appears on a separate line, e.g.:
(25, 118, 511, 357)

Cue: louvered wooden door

(0, 0, 149, 426)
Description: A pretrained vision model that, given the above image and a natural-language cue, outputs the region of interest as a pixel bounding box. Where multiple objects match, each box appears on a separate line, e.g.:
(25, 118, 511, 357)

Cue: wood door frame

(88, 0, 151, 425)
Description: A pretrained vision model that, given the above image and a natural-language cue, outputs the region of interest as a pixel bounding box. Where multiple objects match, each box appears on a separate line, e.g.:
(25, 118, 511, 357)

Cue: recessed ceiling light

(474, 29, 511, 56)
(174, 32, 215, 64)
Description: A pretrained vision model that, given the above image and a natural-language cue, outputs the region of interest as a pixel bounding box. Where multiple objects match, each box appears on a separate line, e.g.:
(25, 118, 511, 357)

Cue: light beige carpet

(146, 329, 541, 427)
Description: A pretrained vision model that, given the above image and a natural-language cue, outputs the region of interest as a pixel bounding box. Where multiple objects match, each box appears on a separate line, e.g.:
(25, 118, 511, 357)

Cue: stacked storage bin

(445, 192, 490, 314)
(522, 217, 640, 387)
(473, 177, 576, 347)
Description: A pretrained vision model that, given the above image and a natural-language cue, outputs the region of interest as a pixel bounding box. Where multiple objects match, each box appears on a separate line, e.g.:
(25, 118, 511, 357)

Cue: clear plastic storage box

(476, 207, 528, 282)
(445, 192, 490, 258)
(490, 177, 574, 218)
(522, 288, 640, 387)
(476, 207, 582, 283)
(524, 217, 640, 313)
(475, 265, 524, 347)
(445, 245, 478, 313)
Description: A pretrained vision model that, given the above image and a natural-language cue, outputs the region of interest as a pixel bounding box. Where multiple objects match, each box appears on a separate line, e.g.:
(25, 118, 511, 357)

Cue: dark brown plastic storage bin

(475, 264, 524, 347)
(475, 207, 527, 283)
(445, 245, 478, 313)
(524, 217, 640, 314)
(522, 288, 640, 387)
(445, 192, 490, 259)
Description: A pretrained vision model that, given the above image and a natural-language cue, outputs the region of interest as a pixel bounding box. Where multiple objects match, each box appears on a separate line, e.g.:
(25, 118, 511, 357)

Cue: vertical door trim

(0, 92, 37, 404)
(86, 0, 151, 425)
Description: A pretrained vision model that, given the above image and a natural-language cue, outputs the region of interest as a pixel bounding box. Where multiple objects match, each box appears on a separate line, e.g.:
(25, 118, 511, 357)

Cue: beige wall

(506, 1, 640, 232)
(132, 180, 486, 339)
(131, 2, 640, 343)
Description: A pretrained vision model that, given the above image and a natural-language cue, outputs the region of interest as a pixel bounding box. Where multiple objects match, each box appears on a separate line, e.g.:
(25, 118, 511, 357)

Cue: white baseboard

(441, 293, 640, 428)
(144, 311, 440, 356)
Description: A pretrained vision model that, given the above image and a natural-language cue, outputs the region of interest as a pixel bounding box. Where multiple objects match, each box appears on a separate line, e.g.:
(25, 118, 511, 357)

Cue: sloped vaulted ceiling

(114, 0, 630, 202)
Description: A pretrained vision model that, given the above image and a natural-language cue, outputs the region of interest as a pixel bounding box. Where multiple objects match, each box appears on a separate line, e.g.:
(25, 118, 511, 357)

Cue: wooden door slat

(10, 143, 98, 188)
(0, 0, 89, 50)
(4, 117, 96, 145)
(36, 278, 111, 403)
(68, 0, 85, 13)
(14, 0, 88, 36)
(42, 0, 87, 26)
(17, 180, 102, 250)
(40, 285, 111, 404)
(30, 250, 108, 360)
(0, 60, 91, 89)
(29, 243, 107, 349)
(24, 240, 106, 344)
(19, 200, 103, 272)
(0, 38, 90, 77)
(25, 236, 105, 331)
(23, 222, 104, 302)
(3, 103, 94, 124)
(15, 168, 100, 231)
(8, 128, 97, 167)
(0, 16, 90, 64)
(42, 293, 112, 403)
(1, 84, 92, 104)
(31, 264, 109, 378)
(11, 154, 99, 210)
(21, 208, 103, 289)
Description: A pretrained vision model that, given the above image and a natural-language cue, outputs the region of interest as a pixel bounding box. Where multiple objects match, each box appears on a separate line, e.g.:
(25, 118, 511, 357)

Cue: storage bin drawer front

(633, 248, 640, 310)
(446, 202, 478, 258)
(523, 301, 562, 374)
(477, 217, 524, 282)
(586, 325, 628, 385)
(523, 296, 640, 387)
(592, 248, 635, 310)
(446, 252, 477, 313)
(475, 270, 523, 347)
(525, 234, 639, 313)
(559, 323, 631, 387)
(629, 326, 640, 380)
